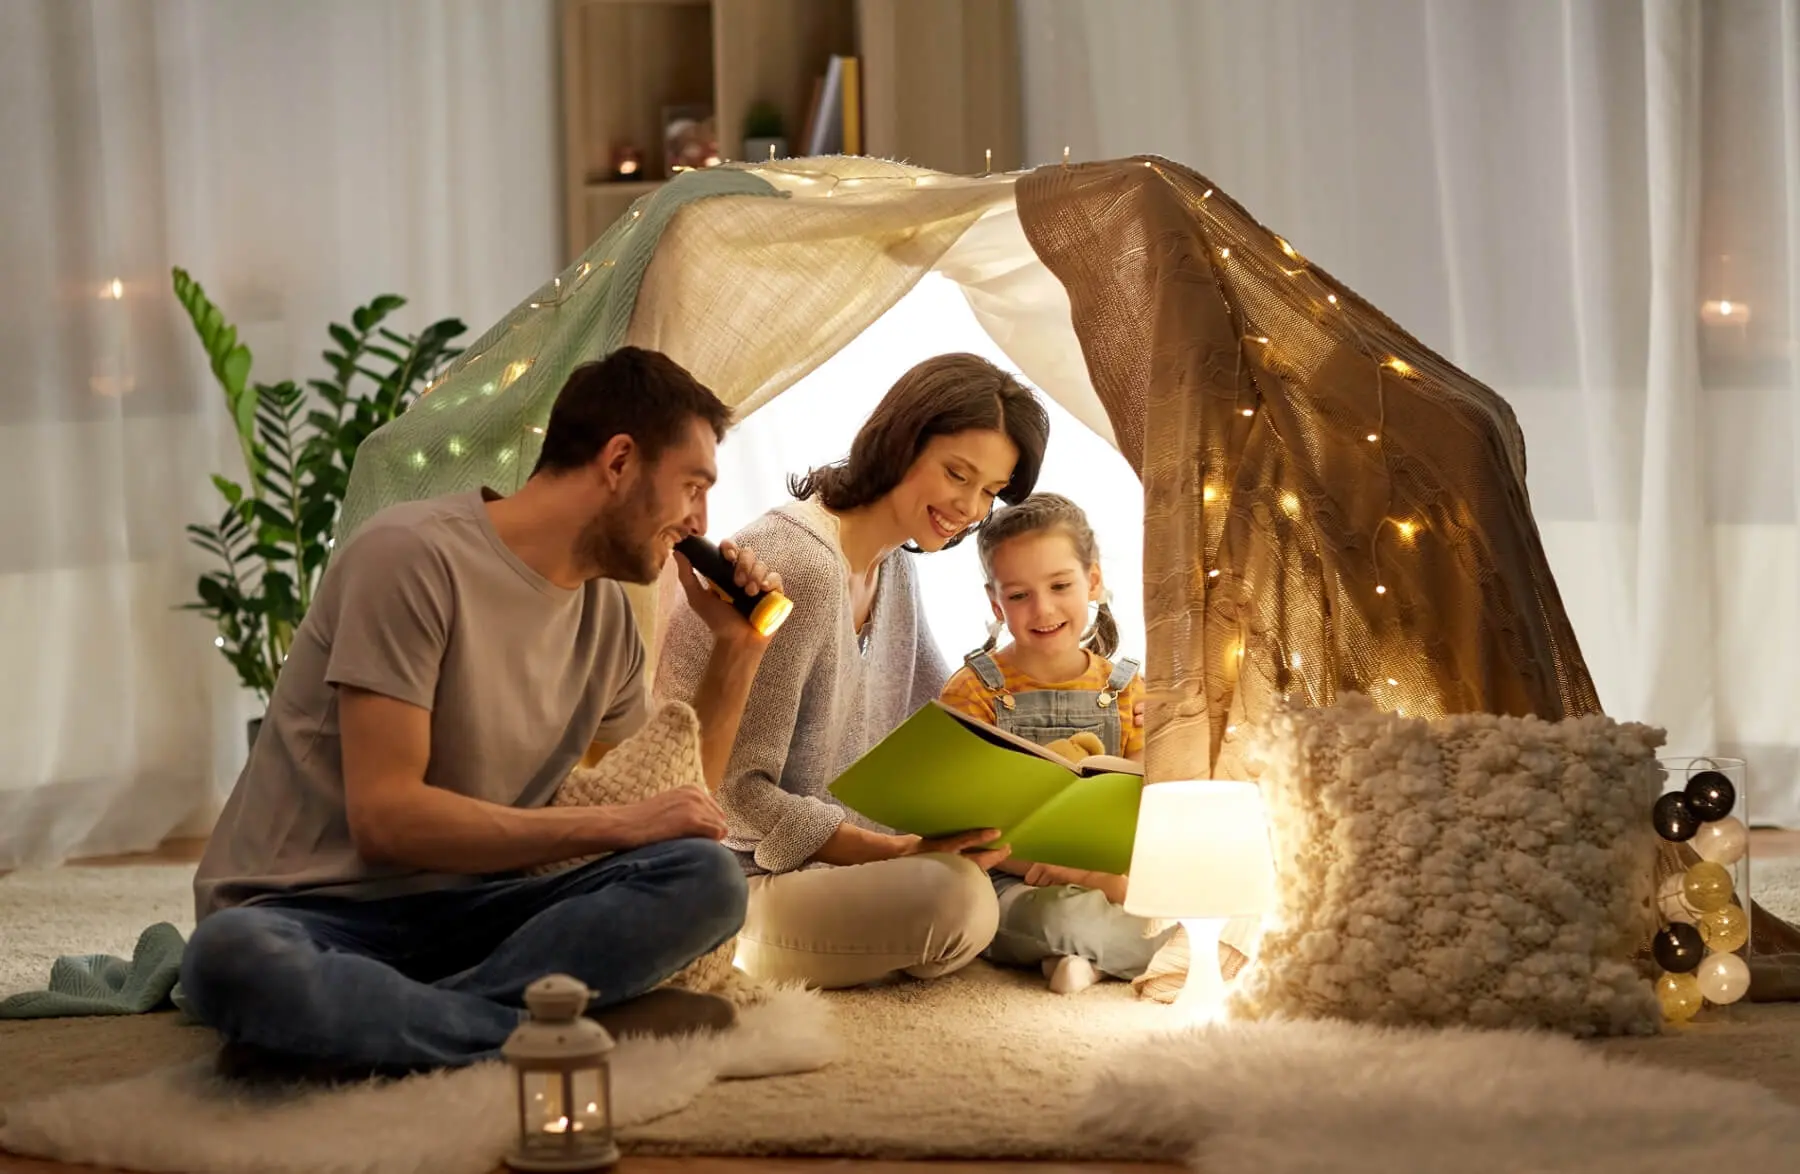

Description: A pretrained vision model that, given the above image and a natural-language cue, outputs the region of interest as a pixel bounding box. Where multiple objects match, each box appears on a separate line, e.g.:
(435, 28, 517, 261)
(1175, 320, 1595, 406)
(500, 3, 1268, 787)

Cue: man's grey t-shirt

(193, 488, 649, 919)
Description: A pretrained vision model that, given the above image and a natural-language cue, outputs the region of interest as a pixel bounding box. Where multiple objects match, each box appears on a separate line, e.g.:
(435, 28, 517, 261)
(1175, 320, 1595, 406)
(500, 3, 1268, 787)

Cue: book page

(929, 701, 1080, 772)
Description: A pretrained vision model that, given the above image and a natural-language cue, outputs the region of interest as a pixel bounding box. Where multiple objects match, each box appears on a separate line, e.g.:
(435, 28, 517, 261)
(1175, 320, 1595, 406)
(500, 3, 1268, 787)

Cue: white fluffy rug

(0, 986, 837, 1174)
(1080, 1017, 1800, 1174)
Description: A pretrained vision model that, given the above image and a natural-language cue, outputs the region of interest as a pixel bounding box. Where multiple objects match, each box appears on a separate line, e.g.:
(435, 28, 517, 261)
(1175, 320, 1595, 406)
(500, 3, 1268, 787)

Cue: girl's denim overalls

(960, 649, 1172, 979)
(960, 649, 1139, 756)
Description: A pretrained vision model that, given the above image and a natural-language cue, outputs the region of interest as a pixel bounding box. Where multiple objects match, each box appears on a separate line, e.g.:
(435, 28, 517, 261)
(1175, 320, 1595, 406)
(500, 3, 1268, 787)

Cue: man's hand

(613, 787, 729, 848)
(906, 827, 1012, 872)
(675, 540, 782, 644)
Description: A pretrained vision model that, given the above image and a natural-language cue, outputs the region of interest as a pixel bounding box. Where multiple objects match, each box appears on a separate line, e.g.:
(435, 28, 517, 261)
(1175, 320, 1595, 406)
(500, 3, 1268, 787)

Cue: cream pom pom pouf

(1228, 695, 1665, 1036)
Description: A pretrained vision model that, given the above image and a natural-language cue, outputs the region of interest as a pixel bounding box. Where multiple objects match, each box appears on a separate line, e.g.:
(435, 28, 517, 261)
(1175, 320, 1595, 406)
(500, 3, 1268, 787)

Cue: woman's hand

(908, 827, 1012, 872)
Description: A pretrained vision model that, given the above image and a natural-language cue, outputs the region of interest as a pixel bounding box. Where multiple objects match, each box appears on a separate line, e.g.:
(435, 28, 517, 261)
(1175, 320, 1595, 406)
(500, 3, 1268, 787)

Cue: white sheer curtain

(1016, 0, 1800, 826)
(0, 0, 557, 867)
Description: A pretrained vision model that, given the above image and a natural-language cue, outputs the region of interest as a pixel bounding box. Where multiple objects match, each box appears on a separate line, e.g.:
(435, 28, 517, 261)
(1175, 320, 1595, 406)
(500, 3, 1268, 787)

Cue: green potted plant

(172, 268, 465, 750)
(743, 99, 787, 163)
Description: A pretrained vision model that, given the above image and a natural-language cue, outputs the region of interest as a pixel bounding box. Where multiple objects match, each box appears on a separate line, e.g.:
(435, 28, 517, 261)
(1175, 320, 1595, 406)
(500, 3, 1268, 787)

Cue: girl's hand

(1023, 863, 1130, 904)
(1132, 699, 1146, 728)
(1023, 862, 1087, 888)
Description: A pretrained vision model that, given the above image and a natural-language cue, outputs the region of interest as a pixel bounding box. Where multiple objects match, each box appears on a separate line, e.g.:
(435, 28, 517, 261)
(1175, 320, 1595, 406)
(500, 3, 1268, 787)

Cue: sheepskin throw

(1229, 694, 1664, 1036)
(532, 700, 756, 1004)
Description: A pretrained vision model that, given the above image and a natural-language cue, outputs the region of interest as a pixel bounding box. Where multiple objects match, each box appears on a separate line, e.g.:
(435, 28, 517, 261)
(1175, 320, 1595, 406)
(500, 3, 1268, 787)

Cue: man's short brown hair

(532, 347, 732, 476)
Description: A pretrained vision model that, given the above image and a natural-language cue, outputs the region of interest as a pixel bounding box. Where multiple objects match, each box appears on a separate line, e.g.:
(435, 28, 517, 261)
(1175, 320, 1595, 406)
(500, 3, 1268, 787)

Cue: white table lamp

(1124, 780, 1276, 1019)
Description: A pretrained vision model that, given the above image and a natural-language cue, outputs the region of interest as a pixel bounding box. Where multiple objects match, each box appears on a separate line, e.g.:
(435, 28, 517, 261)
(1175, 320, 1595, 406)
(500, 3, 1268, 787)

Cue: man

(183, 346, 779, 1075)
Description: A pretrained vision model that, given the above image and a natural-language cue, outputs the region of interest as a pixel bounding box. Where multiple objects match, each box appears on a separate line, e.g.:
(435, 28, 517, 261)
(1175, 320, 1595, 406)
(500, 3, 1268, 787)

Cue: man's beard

(580, 478, 665, 584)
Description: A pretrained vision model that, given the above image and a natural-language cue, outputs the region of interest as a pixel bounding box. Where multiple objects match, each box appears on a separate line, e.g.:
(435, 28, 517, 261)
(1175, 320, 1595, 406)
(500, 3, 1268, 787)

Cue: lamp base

(1170, 917, 1232, 1022)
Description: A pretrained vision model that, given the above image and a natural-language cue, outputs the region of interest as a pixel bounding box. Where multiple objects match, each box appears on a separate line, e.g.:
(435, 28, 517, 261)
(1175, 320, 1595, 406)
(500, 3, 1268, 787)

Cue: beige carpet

(5, 965, 1800, 1167)
(2, 860, 1800, 1163)
(0, 864, 195, 996)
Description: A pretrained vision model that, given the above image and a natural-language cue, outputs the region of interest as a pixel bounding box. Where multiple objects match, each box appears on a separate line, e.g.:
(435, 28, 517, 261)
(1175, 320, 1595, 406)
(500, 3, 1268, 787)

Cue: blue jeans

(179, 838, 747, 1071)
(983, 874, 1174, 980)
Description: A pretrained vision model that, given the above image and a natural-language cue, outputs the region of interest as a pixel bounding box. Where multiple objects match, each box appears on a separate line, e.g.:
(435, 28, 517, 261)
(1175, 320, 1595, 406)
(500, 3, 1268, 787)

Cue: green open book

(827, 700, 1143, 875)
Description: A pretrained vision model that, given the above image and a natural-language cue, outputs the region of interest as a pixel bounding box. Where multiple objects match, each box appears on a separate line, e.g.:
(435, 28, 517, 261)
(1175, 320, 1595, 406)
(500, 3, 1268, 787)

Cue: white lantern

(503, 975, 619, 1172)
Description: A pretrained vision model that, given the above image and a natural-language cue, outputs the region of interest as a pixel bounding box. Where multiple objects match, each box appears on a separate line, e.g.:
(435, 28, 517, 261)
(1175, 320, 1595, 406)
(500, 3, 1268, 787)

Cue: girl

(937, 492, 1174, 994)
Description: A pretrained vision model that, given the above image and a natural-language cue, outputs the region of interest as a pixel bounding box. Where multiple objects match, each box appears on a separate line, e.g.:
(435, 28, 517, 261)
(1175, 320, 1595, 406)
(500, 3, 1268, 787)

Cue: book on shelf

(803, 54, 861, 157)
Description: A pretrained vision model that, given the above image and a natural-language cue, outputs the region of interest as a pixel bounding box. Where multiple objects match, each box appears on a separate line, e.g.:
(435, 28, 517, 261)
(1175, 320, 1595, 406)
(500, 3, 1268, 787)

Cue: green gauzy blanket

(0, 922, 190, 1019)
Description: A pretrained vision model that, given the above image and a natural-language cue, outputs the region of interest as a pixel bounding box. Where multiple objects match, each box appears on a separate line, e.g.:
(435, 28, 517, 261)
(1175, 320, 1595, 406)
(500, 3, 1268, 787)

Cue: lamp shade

(1123, 780, 1276, 920)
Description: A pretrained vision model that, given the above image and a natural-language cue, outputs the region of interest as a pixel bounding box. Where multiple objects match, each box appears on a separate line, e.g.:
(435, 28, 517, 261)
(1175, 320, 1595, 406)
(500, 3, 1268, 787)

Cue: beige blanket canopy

(338, 152, 1598, 787)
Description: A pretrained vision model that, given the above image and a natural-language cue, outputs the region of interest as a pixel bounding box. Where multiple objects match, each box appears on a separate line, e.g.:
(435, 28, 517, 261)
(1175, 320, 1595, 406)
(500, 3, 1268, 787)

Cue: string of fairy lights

(1125, 158, 1427, 724)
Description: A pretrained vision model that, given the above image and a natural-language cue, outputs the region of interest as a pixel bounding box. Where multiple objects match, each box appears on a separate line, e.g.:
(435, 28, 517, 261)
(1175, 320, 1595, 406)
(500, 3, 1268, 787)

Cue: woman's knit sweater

(654, 497, 948, 875)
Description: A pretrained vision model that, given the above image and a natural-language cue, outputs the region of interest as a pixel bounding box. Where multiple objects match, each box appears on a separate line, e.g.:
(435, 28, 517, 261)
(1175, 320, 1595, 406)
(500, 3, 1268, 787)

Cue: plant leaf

(220, 345, 251, 398)
(209, 475, 244, 506)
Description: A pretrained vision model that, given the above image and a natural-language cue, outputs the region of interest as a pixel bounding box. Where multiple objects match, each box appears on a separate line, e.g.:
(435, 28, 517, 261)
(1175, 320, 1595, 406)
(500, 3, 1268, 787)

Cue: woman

(654, 353, 1051, 988)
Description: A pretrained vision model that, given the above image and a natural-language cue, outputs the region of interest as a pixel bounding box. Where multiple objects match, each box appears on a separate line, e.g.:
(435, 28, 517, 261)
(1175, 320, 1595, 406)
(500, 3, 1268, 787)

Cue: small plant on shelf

(743, 99, 788, 162)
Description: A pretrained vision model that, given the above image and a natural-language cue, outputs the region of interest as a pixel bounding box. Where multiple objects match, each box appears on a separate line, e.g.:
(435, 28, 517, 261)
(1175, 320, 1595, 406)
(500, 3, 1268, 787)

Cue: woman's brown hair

(973, 493, 1119, 658)
(789, 353, 1049, 549)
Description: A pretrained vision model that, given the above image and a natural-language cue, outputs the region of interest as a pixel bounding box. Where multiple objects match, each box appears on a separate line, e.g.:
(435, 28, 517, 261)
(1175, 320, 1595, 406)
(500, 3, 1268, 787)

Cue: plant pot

(247, 717, 264, 755)
(744, 135, 787, 163)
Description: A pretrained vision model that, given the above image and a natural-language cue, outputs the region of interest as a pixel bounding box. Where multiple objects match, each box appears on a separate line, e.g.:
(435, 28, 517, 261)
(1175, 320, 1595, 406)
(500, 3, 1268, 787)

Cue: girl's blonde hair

(973, 492, 1119, 657)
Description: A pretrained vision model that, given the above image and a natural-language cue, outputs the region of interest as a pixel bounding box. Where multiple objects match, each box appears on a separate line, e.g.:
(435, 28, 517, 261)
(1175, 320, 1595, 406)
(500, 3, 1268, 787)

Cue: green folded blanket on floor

(0, 922, 190, 1019)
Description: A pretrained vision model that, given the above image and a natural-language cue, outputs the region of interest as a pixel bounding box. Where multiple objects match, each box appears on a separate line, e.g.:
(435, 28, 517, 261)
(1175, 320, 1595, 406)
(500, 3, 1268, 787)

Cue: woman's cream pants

(736, 852, 998, 988)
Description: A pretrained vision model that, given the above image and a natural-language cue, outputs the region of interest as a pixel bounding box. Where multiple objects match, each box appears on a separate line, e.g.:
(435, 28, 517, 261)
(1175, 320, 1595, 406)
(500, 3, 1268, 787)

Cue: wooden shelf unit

(559, 0, 1020, 262)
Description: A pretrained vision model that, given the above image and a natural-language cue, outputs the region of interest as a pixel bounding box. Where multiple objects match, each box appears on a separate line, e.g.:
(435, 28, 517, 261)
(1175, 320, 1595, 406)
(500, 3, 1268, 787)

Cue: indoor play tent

(335, 152, 1598, 786)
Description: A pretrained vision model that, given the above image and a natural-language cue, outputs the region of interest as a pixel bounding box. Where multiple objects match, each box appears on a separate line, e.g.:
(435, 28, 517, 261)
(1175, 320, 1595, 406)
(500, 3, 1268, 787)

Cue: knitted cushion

(532, 700, 762, 1005)
(1226, 694, 1664, 1036)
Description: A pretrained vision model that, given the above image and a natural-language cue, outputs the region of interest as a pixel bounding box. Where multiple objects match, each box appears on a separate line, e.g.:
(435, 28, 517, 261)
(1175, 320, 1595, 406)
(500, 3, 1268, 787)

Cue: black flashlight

(675, 535, 794, 637)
